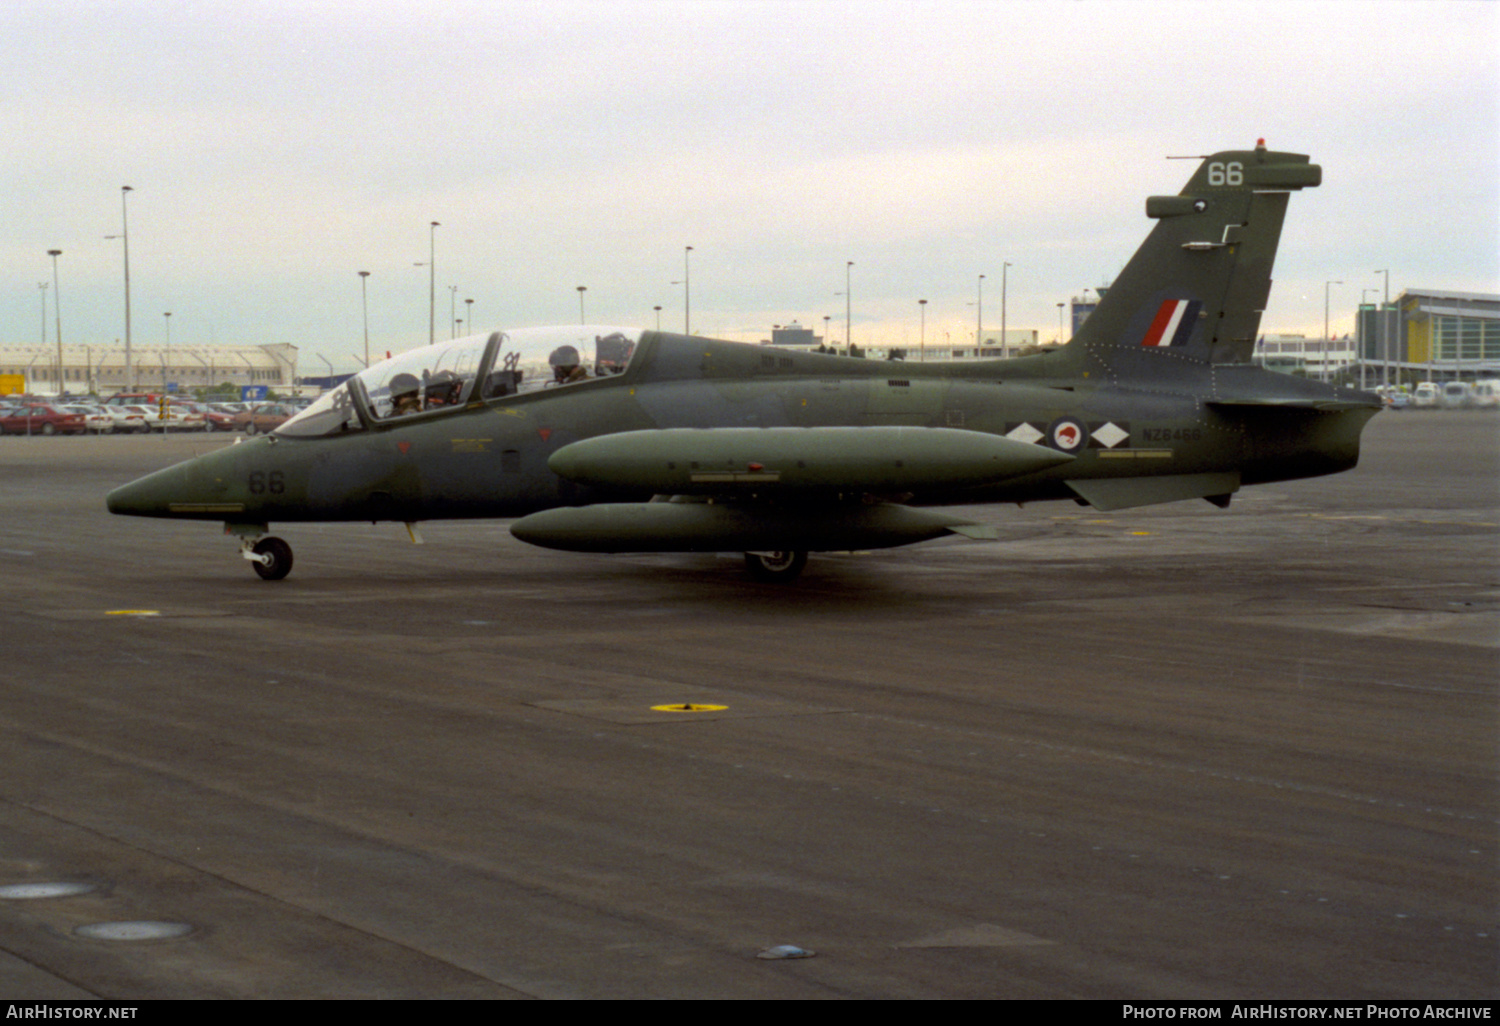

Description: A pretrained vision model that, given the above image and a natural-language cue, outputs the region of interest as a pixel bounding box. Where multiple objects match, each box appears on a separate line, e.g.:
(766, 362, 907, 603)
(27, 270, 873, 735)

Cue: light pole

(466, 297, 474, 336)
(684, 246, 693, 334)
(162, 312, 172, 392)
(1360, 287, 1379, 390)
(358, 271, 371, 368)
(121, 186, 133, 389)
(823, 315, 830, 349)
(845, 261, 854, 353)
(976, 274, 985, 351)
(428, 221, 440, 346)
(1374, 268, 1390, 388)
(653, 305, 662, 332)
(1324, 280, 1343, 383)
(47, 250, 63, 395)
(1001, 261, 1011, 358)
(919, 299, 927, 362)
(576, 285, 587, 325)
(449, 285, 459, 339)
(1056, 302, 1065, 345)
(38, 282, 47, 351)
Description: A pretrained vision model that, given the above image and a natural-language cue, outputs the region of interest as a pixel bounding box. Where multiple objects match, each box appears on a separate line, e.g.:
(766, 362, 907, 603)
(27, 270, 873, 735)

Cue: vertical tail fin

(1070, 142, 1320, 377)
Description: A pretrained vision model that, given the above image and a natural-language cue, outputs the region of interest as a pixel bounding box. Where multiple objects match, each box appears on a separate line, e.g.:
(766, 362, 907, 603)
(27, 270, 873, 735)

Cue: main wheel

(744, 550, 808, 583)
(251, 536, 293, 581)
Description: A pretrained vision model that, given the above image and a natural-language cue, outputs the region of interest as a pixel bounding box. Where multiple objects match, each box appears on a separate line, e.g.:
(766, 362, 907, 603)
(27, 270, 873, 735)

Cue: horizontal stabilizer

(1066, 472, 1241, 512)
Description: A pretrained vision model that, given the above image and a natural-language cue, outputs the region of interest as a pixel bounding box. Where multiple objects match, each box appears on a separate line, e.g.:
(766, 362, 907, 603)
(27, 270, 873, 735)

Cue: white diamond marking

(1092, 422, 1129, 449)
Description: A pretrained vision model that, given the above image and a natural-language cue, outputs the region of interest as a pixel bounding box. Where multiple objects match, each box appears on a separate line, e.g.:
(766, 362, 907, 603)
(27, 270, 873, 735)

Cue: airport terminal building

(1383, 289, 1499, 376)
(0, 341, 297, 396)
(1253, 289, 1498, 382)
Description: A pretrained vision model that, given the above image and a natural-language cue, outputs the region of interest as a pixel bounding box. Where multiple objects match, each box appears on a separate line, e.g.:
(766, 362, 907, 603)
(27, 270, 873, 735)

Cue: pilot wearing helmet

(389, 372, 422, 416)
(426, 369, 463, 407)
(549, 345, 588, 385)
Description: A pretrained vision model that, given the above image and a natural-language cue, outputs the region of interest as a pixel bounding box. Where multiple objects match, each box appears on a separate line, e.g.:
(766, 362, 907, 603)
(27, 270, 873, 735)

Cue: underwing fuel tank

(547, 426, 1072, 494)
(509, 500, 1000, 554)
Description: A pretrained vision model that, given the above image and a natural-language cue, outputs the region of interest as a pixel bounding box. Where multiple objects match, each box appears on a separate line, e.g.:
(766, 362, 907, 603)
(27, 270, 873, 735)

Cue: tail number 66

(1207, 162, 1243, 187)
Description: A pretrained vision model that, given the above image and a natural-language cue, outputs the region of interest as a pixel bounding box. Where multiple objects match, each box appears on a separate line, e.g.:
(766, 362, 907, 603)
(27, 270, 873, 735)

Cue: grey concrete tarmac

(0, 412, 1494, 999)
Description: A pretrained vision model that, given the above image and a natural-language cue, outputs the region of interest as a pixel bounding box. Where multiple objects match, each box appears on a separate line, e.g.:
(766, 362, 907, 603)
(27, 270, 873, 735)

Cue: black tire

(744, 550, 808, 583)
(245, 422, 258, 435)
(251, 537, 293, 581)
(41, 423, 55, 436)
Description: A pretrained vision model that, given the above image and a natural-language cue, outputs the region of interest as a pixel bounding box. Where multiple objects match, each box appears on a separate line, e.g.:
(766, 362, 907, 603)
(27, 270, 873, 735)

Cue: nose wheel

(240, 535, 293, 581)
(744, 550, 808, 582)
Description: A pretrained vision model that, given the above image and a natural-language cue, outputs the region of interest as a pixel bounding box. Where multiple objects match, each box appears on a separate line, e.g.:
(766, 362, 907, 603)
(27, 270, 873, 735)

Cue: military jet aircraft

(108, 141, 1380, 582)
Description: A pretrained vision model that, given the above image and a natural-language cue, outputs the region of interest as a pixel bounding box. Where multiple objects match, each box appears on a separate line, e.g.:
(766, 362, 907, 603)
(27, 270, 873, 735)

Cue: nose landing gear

(227, 523, 294, 581)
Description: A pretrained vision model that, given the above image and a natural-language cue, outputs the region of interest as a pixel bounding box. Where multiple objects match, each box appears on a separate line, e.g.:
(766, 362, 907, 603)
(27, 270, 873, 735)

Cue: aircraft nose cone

(106, 477, 148, 515)
(106, 447, 245, 519)
(107, 464, 188, 517)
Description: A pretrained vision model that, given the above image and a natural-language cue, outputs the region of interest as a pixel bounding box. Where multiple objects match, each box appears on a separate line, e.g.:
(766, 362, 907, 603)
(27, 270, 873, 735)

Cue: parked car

(161, 404, 209, 431)
(101, 392, 163, 408)
(1412, 382, 1441, 408)
(58, 405, 115, 433)
(232, 402, 297, 435)
(1440, 382, 1473, 409)
(101, 405, 150, 433)
(178, 401, 236, 431)
(1470, 379, 1500, 409)
(125, 404, 201, 431)
(0, 404, 89, 435)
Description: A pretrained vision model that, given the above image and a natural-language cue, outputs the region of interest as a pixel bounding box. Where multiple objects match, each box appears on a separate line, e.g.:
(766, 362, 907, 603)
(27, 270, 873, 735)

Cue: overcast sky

(5, 0, 1496, 373)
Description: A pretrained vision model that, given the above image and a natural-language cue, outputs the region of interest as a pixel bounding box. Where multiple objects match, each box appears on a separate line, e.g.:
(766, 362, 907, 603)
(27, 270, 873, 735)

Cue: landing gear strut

(744, 550, 808, 583)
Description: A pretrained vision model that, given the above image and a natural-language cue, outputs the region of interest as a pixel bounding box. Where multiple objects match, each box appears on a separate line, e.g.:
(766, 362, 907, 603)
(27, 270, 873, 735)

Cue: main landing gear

(228, 524, 293, 581)
(743, 550, 808, 583)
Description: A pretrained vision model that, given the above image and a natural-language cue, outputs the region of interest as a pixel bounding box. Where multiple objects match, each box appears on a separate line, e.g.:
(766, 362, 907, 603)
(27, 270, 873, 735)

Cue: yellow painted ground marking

(105, 610, 160, 617)
(650, 703, 728, 713)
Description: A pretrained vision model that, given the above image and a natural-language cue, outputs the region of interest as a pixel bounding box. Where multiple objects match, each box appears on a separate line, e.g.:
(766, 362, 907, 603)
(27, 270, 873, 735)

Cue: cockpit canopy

(276, 326, 641, 438)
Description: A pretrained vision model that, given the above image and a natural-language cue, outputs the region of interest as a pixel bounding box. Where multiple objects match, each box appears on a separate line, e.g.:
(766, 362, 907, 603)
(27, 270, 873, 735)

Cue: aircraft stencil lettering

(108, 141, 1381, 582)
